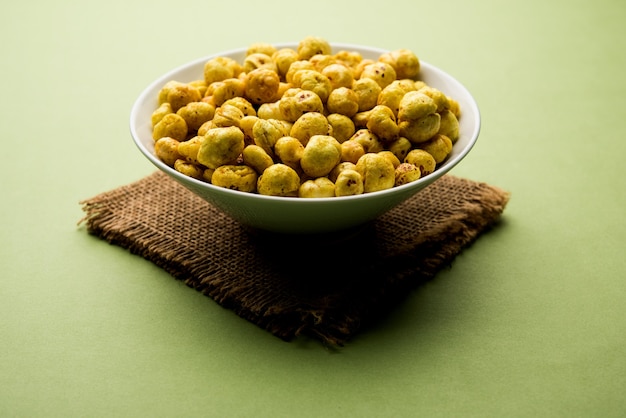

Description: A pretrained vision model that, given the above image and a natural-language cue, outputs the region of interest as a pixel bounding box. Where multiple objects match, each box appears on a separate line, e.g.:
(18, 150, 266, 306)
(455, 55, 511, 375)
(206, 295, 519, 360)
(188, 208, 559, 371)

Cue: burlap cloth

(79, 171, 509, 346)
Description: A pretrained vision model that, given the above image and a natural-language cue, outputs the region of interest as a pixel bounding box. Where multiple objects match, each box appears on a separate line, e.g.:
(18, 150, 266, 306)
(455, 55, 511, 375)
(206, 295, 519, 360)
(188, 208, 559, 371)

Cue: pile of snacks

(151, 36, 461, 197)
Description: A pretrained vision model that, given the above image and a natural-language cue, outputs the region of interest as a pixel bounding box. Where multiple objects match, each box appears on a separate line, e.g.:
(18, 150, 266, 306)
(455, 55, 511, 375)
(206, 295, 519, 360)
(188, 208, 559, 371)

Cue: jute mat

(79, 171, 509, 346)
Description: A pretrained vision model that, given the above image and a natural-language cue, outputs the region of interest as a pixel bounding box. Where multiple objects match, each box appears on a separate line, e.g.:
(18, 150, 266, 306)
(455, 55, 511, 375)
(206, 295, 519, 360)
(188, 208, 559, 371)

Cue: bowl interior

(130, 43, 480, 233)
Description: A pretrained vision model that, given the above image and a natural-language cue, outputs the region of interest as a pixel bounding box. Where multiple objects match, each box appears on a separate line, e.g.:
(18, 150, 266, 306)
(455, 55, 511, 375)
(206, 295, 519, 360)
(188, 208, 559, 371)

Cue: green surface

(2, 0, 625, 416)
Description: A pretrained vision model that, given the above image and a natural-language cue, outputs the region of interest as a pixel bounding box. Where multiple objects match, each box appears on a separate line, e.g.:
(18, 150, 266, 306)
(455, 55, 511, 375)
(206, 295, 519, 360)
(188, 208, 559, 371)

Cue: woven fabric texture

(80, 172, 509, 346)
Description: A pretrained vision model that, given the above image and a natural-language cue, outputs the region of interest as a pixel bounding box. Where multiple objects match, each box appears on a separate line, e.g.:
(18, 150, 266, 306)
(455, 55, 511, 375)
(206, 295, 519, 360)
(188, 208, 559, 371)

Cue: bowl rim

(130, 42, 481, 205)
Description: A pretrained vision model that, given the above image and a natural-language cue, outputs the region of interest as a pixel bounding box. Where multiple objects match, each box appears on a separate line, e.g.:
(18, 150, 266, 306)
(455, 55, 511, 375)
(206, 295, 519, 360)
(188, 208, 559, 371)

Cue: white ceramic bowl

(130, 43, 480, 234)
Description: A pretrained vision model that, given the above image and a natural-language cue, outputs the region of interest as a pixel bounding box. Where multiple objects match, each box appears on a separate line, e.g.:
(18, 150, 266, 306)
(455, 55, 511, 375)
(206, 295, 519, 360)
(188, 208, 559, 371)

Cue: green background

(2, 0, 624, 416)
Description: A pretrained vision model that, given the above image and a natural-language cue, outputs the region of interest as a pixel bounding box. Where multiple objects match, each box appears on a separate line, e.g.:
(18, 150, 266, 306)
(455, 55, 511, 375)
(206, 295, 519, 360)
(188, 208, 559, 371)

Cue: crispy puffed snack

(398, 113, 441, 144)
(212, 103, 244, 128)
(152, 102, 173, 127)
(297, 36, 332, 60)
(334, 50, 363, 73)
(291, 69, 332, 103)
(404, 149, 436, 176)
(308, 54, 337, 72)
(174, 159, 205, 180)
(328, 161, 357, 182)
(211, 164, 258, 192)
(290, 112, 332, 146)
(203, 56, 243, 85)
(349, 128, 384, 153)
(326, 87, 359, 117)
(285, 60, 315, 84)
(202, 167, 215, 183)
(167, 84, 202, 112)
(252, 118, 291, 157)
(276, 81, 291, 98)
(257, 163, 301, 197)
(239, 115, 259, 145)
(322, 63, 354, 89)
(378, 49, 420, 80)
(274, 136, 305, 170)
(154, 137, 182, 167)
(278, 88, 324, 122)
(418, 85, 449, 113)
(243, 53, 278, 74)
(366, 105, 399, 142)
(387, 136, 413, 162)
(340, 139, 366, 164)
(221, 97, 256, 117)
(197, 120, 215, 136)
(158, 80, 184, 105)
(206, 78, 246, 107)
(379, 150, 401, 168)
(242, 144, 274, 174)
(326, 113, 355, 143)
(394, 162, 422, 186)
(247, 42, 278, 57)
(197, 126, 244, 169)
(355, 152, 395, 193)
(272, 48, 299, 80)
(153, 113, 188, 141)
(300, 135, 342, 178)
(299, 177, 336, 198)
(353, 58, 375, 79)
(447, 97, 461, 118)
(188, 79, 208, 97)
(437, 110, 460, 143)
(176, 101, 215, 132)
(378, 80, 414, 117)
(397, 91, 437, 121)
(395, 79, 419, 92)
(245, 68, 280, 105)
(352, 110, 371, 129)
(178, 135, 204, 164)
(334, 169, 364, 197)
(360, 62, 397, 89)
(352, 77, 381, 112)
(418, 134, 453, 164)
(256, 101, 284, 120)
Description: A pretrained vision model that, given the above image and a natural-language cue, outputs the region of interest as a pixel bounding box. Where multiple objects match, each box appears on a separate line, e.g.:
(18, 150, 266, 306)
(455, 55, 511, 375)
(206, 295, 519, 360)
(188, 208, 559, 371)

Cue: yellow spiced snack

(378, 49, 421, 80)
(203, 56, 243, 85)
(355, 153, 395, 193)
(334, 169, 364, 196)
(154, 137, 182, 167)
(153, 113, 187, 141)
(297, 36, 332, 60)
(151, 36, 462, 197)
(278, 88, 324, 122)
(274, 136, 304, 170)
(360, 62, 397, 90)
(404, 149, 437, 176)
(290, 112, 333, 146)
(257, 163, 300, 196)
(242, 144, 274, 174)
(394, 162, 422, 186)
(326, 113, 355, 143)
(326, 87, 359, 117)
(300, 135, 342, 178)
(197, 126, 244, 169)
(299, 177, 336, 198)
(352, 77, 382, 112)
(211, 164, 258, 192)
(244, 68, 281, 105)
(291, 69, 332, 103)
(176, 101, 215, 132)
